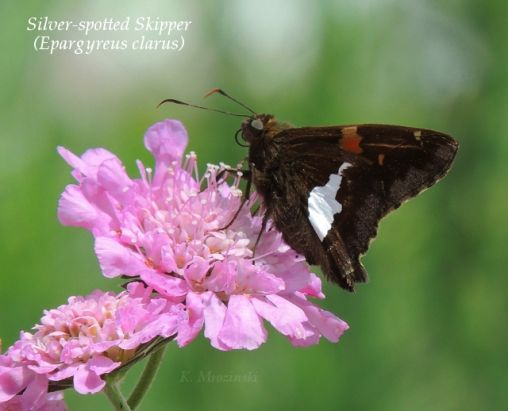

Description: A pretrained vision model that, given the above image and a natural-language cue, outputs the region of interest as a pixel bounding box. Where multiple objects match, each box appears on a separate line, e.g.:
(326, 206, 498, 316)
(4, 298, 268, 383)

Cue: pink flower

(0, 390, 66, 411)
(1, 284, 180, 400)
(58, 119, 349, 350)
(0, 356, 66, 410)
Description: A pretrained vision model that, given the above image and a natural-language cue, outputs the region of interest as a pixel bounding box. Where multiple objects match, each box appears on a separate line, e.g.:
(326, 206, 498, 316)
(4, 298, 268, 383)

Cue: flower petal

(96, 157, 133, 200)
(95, 237, 148, 278)
(184, 257, 210, 285)
(202, 292, 228, 350)
(251, 295, 307, 339)
(57, 146, 84, 175)
(299, 272, 325, 299)
(41, 392, 67, 411)
(144, 119, 188, 165)
(48, 364, 80, 382)
(140, 271, 188, 301)
(176, 292, 204, 347)
(218, 295, 267, 350)
(73, 356, 119, 394)
(73, 365, 105, 395)
(20, 374, 48, 410)
(79, 148, 118, 179)
(235, 262, 285, 295)
(87, 355, 120, 376)
(57, 185, 100, 229)
(0, 364, 30, 402)
(289, 294, 349, 343)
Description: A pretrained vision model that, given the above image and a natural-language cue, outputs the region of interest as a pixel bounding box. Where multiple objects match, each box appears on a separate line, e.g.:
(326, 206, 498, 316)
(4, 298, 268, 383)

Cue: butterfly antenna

(157, 99, 250, 118)
(204, 88, 257, 115)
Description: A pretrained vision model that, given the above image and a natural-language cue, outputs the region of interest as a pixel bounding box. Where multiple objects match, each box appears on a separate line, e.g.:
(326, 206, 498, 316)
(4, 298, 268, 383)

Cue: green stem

(104, 380, 132, 411)
(128, 344, 168, 410)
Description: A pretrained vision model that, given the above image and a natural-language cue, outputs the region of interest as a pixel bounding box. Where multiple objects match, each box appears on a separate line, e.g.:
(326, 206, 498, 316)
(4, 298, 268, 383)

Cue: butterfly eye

(251, 119, 264, 130)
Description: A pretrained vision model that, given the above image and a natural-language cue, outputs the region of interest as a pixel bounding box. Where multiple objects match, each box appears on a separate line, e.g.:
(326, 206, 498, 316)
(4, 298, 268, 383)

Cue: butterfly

(160, 90, 459, 291)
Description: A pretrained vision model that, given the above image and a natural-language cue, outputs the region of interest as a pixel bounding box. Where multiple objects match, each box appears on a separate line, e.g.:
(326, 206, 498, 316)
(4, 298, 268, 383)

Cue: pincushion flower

(0, 284, 180, 402)
(0, 392, 66, 411)
(58, 119, 349, 350)
(0, 355, 66, 411)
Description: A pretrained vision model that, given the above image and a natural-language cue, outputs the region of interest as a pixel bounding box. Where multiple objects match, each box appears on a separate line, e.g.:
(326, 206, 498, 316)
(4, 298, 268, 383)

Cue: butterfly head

(238, 114, 275, 144)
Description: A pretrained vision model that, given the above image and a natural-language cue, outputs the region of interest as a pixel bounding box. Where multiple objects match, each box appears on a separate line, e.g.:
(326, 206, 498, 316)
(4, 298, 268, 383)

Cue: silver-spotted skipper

(160, 89, 459, 291)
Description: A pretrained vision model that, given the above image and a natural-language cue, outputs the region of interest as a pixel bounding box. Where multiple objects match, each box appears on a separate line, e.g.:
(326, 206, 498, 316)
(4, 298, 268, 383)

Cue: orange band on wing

(340, 126, 363, 154)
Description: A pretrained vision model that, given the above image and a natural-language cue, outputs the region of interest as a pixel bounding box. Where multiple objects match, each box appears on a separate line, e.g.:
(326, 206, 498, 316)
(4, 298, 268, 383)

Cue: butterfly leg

(220, 163, 254, 230)
(215, 165, 249, 185)
(252, 210, 270, 257)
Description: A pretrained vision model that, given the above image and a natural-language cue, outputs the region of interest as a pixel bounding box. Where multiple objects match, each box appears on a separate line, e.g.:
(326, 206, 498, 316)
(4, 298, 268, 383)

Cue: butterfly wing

(265, 124, 458, 290)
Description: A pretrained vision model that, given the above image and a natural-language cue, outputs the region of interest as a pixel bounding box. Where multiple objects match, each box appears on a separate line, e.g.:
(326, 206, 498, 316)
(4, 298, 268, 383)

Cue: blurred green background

(1, 1, 507, 410)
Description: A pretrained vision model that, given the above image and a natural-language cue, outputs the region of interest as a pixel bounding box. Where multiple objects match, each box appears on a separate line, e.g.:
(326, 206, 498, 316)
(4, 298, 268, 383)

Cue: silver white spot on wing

(307, 162, 352, 241)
